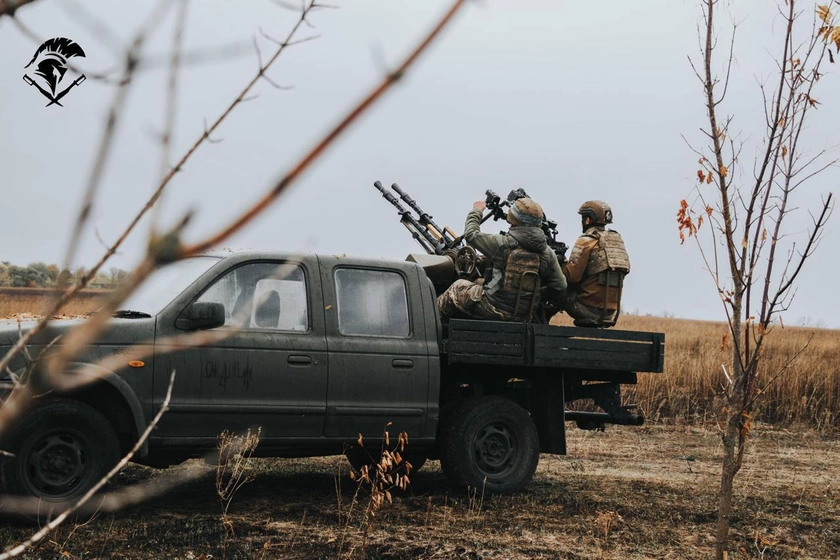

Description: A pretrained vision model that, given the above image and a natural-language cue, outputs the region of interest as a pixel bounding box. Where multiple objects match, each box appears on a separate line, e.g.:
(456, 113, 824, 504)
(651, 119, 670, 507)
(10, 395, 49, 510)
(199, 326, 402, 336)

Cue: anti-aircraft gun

(373, 181, 568, 295)
(373, 181, 475, 293)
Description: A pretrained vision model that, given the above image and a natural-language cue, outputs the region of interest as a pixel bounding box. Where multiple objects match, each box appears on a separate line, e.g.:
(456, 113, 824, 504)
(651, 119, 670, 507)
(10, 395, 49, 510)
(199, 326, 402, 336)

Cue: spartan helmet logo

(23, 37, 87, 107)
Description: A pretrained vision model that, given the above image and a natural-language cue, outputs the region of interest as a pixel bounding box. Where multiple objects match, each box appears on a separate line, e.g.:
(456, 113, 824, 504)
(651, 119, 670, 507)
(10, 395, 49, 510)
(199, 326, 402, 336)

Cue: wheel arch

(65, 362, 148, 458)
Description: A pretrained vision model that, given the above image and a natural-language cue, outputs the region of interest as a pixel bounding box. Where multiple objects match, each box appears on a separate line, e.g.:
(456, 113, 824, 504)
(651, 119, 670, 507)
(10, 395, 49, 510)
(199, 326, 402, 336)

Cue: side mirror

(176, 302, 226, 331)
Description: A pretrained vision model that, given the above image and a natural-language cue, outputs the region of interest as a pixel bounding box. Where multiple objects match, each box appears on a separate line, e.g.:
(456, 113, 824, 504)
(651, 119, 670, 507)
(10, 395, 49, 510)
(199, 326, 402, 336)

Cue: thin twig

(62, 0, 173, 271)
(0, 0, 38, 18)
(155, 0, 190, 222)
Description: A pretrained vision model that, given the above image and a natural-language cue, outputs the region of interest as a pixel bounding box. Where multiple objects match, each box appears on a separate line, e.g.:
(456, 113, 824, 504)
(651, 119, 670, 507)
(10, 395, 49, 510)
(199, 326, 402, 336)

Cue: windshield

(119, 257, 220, 316)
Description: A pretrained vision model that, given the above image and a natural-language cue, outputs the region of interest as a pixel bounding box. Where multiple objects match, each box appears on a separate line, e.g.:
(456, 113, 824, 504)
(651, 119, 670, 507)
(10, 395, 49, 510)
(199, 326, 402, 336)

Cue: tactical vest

(484, 235, 543, 317)
(584, 228, 630, 287)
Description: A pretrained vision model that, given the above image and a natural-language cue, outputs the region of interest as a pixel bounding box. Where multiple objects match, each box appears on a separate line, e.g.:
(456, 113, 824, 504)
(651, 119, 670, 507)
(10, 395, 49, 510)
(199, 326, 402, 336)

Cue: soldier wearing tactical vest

(560, 200, 630, 327)
(438, 197, 567, 322)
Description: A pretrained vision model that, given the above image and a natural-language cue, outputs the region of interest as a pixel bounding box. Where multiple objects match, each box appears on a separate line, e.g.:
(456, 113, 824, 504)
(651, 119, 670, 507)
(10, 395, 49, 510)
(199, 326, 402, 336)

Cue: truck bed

(445, 319, 665, 373)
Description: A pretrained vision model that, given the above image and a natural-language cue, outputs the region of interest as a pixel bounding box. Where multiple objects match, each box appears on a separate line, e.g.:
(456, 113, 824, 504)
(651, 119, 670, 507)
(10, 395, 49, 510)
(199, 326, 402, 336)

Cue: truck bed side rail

(446, 319, 665, 373)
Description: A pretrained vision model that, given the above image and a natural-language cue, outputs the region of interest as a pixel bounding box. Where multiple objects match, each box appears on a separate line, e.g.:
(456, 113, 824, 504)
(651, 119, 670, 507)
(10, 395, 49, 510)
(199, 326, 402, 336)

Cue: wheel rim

(473, 421, 518, 478)
(24, 429, 92, 500)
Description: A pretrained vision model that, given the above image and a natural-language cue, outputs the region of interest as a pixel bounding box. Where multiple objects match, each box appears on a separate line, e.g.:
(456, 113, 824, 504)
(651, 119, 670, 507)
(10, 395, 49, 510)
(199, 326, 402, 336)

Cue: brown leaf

(781, 145, 788, 159)
(697, 169, 706, 183)
(676, 199, 698, 244)
(817, 5, 832, 25)
(720, 165, 728, 178)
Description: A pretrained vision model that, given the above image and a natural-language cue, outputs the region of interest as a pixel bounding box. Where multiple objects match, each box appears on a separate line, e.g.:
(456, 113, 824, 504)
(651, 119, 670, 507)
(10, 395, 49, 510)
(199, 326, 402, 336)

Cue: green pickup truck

(0, 250, 664, 506)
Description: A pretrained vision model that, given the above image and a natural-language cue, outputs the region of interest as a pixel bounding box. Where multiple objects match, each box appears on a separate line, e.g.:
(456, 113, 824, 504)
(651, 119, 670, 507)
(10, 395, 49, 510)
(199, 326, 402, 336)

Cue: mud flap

(532, 371, 566, 455)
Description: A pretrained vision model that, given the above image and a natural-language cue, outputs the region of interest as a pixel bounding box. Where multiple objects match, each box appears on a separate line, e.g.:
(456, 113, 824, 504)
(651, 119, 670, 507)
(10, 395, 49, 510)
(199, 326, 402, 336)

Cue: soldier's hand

(473, 200, 486, 212)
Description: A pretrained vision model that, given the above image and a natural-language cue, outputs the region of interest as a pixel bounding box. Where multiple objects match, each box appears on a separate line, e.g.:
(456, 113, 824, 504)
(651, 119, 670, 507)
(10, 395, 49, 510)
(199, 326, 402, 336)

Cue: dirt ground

(0, 423, 837, 559)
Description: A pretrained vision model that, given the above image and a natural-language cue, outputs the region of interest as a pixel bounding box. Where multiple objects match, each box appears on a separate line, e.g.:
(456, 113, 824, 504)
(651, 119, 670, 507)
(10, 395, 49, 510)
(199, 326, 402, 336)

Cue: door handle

(287, 355, 312, 365)
(392, 359, 414, 369)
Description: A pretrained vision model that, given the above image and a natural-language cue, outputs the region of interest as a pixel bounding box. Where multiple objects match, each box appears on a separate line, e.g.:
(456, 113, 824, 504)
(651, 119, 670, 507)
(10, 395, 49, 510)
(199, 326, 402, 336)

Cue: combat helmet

(507, 198, 544, 227)
(578, 200, 613, 225)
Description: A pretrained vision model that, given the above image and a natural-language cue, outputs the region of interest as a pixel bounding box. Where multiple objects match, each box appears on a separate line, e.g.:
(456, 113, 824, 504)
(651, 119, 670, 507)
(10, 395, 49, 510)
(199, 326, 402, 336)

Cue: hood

(0, 317, 155, 348)
(508, 226, 548, 252)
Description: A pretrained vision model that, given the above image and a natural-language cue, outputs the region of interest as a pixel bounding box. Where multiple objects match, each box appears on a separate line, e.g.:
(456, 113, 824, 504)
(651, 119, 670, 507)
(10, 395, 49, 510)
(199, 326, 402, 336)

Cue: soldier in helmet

(438, 197, 567, 322)
(560, 200, 630, 327)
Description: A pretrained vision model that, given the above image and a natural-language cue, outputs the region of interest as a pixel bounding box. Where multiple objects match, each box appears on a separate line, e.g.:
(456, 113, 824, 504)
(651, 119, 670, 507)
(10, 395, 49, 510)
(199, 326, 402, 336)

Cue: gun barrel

(374, 180, 442, 255)
(391, 183, 455, 246)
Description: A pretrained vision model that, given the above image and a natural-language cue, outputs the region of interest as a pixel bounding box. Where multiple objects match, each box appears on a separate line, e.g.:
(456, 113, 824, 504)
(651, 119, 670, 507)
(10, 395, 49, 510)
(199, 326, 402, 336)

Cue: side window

(334, 268, 410, 337)
(196, 263, 308, 332)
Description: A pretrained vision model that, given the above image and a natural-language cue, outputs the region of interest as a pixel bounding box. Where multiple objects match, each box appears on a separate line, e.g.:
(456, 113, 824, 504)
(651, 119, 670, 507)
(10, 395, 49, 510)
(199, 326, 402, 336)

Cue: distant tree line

(0, 262, 126, 289)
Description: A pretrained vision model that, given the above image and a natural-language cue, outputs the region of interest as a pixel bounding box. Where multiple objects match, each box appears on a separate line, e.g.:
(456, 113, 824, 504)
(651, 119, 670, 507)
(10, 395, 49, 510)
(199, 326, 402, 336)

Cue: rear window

(334, 268, 410, 337)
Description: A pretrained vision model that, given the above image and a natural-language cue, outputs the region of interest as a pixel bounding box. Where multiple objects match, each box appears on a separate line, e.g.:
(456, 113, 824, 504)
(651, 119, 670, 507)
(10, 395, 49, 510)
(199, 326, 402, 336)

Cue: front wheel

(1, 399, 120, 506)
(440, 397, 539, 494)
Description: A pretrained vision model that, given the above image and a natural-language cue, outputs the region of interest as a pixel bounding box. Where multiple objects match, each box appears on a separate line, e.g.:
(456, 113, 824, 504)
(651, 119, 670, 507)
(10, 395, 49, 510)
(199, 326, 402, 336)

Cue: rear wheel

(440, 396, 539, 494)
(1, 399, 120, 507)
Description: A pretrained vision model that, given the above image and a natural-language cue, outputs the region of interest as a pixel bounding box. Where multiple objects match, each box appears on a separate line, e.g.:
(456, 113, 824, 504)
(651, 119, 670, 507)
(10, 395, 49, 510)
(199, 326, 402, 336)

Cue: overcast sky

(1, 0, 838, 328)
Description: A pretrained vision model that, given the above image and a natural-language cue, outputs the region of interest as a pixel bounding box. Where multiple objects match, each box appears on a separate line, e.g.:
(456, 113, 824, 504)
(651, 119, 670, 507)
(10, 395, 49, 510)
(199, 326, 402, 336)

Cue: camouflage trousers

(437, 279, 509, 321)
(559, 289, 618, 328)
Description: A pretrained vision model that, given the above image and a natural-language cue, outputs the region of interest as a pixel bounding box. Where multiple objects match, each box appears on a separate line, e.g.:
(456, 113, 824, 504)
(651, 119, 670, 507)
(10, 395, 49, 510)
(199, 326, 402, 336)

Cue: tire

(1, 399, 120, 506)
(345, 445, 427, 475)
(440, 396, 539, 494)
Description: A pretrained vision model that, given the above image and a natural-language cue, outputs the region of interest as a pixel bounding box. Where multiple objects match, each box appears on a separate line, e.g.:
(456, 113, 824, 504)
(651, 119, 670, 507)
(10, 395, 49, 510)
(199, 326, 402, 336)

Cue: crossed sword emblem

(22, 74, 86, 107)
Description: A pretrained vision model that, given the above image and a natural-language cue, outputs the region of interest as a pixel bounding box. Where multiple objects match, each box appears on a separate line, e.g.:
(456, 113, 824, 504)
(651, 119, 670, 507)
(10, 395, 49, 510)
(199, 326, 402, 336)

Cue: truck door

(154, 258, 328, 441)
(319, 260, 430, 439)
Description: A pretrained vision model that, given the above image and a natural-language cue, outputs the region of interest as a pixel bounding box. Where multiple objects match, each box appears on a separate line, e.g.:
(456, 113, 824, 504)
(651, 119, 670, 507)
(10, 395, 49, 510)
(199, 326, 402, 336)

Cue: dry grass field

(0, 287, 108, 318)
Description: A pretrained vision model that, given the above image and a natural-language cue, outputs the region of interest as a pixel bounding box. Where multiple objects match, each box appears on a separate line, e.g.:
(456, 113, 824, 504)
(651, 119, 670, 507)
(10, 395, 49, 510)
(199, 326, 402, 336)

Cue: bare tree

(680, 1, 838, 557)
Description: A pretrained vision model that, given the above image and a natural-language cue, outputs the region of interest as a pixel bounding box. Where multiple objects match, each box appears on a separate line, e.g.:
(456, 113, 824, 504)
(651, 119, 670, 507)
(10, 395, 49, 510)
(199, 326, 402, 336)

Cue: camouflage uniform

(561, 226, 630, 327)
(437, 278, 509, 321)
(437, 208, 567, 322)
